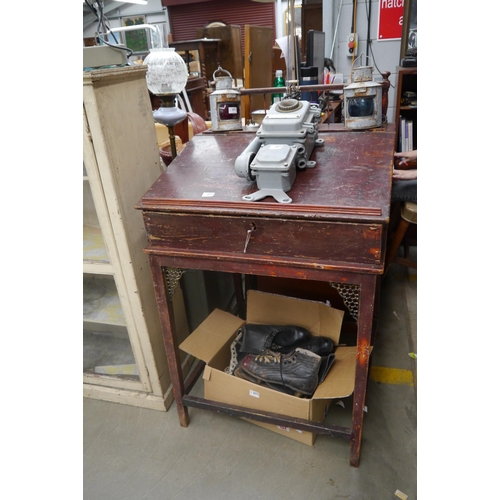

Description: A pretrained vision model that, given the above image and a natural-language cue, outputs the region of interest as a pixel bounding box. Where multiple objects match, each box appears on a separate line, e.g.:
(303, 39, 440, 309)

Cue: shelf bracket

(330, 282, 360, 322)
(163, 267, 186, 301)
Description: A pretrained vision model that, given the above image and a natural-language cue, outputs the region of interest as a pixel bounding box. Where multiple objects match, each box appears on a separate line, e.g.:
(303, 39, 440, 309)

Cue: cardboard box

(180, 290, 359, 445)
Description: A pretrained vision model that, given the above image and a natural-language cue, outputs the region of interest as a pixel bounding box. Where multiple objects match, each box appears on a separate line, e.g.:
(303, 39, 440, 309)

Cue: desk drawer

(143, 212, 383, 265)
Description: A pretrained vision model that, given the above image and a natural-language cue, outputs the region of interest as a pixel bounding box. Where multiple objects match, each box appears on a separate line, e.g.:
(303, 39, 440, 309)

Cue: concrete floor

(83, 260, 417, 500)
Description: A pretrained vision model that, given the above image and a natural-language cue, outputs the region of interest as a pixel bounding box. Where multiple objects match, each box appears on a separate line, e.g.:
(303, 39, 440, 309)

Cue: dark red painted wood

(143, 212, 383, 266)
(137, 125, 395, 223)
(137, 126, 395, 467)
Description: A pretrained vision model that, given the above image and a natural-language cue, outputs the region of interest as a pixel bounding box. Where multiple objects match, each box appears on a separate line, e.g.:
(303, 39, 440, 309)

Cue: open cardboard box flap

(180, 308, 245, 364)
(312, 346, 357, 399)
(246, 290, 344, 343)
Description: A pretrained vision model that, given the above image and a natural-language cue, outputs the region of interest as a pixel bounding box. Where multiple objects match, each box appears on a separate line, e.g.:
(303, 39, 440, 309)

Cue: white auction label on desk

(201, 192, 215, 197)
(249, 390, 260, 398)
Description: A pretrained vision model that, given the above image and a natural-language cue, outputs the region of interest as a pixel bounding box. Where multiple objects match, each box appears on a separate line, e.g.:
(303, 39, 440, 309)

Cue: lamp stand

(153, 95, 187, 159)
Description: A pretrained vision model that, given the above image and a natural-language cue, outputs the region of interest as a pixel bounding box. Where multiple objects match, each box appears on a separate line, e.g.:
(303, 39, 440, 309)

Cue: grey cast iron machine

(234, 98, 324, 203)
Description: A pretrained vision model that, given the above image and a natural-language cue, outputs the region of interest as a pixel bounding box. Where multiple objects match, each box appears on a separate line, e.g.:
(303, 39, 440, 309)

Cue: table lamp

(144, 29, 188, 159)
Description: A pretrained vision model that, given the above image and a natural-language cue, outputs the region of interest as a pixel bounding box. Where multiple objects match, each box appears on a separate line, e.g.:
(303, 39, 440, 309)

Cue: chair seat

(401, 202, 417, 224)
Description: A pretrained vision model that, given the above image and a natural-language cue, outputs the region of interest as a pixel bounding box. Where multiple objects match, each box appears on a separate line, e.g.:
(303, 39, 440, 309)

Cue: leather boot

(292, 336, 335, 357)
(318, 353, 336, 383)
(233, 364, 303, 396)
(239, 324, 310, 355)
(238, 348, 322, 397)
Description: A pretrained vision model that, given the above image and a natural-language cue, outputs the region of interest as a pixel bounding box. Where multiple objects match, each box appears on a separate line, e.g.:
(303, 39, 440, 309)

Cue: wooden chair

(384, 201, 417, 274)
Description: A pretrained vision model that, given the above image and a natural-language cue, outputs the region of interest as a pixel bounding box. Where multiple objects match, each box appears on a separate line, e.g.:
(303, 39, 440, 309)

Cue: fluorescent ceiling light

(84, 0, 148, 3)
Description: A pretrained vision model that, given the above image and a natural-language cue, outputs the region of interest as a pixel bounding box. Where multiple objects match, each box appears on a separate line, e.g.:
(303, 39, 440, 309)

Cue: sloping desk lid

(138, 127, 395, 222)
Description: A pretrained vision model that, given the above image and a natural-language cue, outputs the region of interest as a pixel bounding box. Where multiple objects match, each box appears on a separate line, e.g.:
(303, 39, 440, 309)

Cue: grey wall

(324, 0, 402, 123)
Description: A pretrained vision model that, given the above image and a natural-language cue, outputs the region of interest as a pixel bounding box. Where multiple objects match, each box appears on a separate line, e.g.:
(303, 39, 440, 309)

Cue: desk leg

(350, 275, 377, 467)
(150, 258, 189, 427)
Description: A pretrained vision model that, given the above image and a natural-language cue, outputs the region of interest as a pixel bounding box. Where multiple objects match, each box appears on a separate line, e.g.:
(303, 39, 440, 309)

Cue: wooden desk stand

(137, 125, 395, 467)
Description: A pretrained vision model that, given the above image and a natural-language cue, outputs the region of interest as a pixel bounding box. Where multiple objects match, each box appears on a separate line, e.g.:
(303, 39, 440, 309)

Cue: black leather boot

(233, 364, 302, 396)
(291, 336, 335, 357)
(239, 324, 310, 355)
(318, 353, 336, 383)
(238, 348, 322, 397)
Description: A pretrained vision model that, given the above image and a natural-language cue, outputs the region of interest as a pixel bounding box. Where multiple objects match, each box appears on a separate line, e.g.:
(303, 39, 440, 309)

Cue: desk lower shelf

(183, 395, 352, 440)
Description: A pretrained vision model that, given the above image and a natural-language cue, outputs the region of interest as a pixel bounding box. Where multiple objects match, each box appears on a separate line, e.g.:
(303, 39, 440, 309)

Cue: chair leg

(384, 218, 410, 273)
(388, 202, 401, 234)
(404, 236, 410, 259)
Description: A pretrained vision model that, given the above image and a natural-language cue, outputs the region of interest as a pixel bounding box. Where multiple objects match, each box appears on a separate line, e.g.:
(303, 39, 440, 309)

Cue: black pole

(366, 0, 372, 65)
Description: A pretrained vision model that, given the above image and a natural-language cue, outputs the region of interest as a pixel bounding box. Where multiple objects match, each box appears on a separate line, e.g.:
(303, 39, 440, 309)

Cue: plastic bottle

(271, 70, 285, 104)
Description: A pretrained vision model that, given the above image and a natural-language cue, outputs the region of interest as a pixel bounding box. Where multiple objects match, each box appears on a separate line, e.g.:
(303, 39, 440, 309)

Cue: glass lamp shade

(144, 48, 188, 95)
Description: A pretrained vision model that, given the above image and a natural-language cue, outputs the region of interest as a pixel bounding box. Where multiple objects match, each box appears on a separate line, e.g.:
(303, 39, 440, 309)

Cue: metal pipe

(330, 0, 343, 60)
(239, 83, 345, 96)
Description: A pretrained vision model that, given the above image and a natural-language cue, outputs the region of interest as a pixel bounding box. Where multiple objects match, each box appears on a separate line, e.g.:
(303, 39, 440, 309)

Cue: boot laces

(255, 350, 281, 363)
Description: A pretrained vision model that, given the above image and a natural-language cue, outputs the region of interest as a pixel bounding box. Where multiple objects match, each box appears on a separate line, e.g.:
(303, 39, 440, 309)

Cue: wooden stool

(385, 201, 417, 273)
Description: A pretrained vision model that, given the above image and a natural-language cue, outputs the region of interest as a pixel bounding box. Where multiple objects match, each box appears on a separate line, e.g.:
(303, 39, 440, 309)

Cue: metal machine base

(243, 188, 292, 204)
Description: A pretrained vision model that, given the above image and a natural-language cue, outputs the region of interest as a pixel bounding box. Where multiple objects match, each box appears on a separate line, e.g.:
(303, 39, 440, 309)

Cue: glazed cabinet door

(82, 65, 194, 410)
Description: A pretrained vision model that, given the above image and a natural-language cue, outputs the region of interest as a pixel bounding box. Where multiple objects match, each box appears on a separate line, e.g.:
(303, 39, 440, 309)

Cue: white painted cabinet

(83, 65, 191, 410)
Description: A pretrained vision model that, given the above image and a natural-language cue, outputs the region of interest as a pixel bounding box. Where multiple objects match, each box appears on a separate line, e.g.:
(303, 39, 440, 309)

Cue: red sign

(378, 0, 404, 40)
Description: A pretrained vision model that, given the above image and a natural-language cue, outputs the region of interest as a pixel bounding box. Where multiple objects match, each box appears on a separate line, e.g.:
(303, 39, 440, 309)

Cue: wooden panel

(242, 25, 274, 121)
(142, 212, 383, 266)
(196, 25, 243, 81)
(301, 4, 323, 59)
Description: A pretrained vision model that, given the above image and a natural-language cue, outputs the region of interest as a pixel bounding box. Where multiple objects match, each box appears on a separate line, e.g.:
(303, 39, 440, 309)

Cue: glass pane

(83, 180, 110, 264)
(347, 97, 374, 117)
(83, 274, 139, 380)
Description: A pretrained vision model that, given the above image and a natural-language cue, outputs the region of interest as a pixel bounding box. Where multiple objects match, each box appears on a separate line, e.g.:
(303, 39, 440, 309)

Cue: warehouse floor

(83, 258, 417, 500)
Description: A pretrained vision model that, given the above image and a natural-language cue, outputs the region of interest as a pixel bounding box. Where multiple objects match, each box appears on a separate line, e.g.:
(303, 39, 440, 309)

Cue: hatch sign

(378, 0, 404, 40)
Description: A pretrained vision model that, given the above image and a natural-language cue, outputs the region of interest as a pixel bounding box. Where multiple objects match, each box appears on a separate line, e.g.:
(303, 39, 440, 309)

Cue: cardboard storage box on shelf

(179, 290, 359, 445)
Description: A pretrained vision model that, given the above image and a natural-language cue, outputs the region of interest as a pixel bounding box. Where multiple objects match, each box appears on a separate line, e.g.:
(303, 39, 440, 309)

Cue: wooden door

(301, 4, 323, 58)
(242, 25, 274, 122)
(196, 25, 243, 82)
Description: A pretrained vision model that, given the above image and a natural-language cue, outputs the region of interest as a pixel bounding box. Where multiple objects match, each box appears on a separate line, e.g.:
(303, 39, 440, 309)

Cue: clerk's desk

(137, 123, 395, 467)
